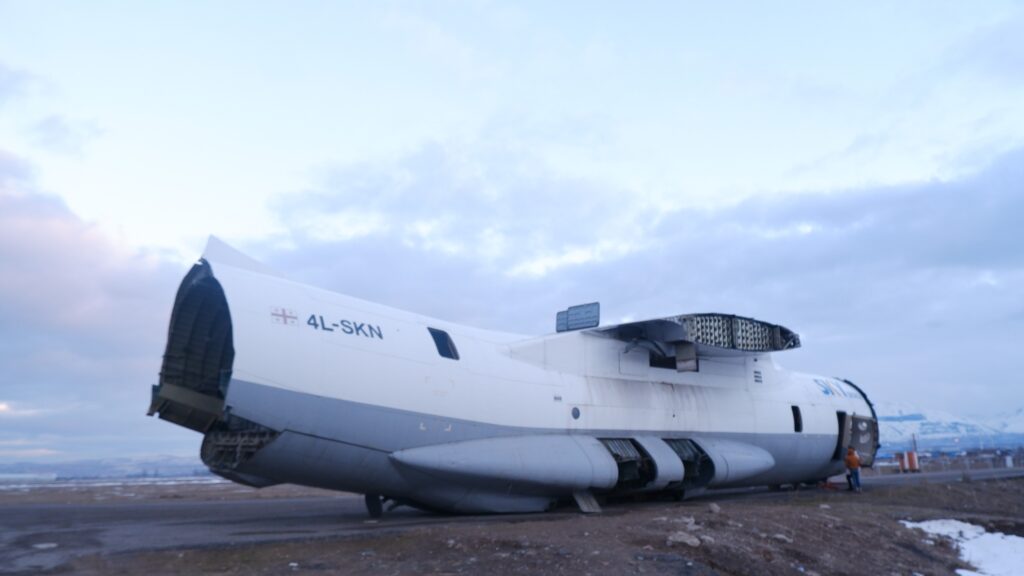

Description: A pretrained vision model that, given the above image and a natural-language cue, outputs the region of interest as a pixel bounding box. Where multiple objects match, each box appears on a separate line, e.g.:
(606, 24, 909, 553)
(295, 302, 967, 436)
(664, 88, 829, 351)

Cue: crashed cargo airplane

(148, 237, 879, 516)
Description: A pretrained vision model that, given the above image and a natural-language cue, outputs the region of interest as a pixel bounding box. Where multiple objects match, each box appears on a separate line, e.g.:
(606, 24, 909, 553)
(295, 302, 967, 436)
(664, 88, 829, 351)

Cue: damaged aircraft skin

(148, 237, 879, 516)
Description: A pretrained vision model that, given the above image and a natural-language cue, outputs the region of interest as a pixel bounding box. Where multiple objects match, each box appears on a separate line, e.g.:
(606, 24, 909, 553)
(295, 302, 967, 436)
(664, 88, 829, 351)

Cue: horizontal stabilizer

(390, 435, 619, 491)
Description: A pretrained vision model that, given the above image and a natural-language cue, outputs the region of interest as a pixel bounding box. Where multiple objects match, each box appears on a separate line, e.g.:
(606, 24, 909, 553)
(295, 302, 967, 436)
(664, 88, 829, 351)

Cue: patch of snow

(902, 519, 1024, 576)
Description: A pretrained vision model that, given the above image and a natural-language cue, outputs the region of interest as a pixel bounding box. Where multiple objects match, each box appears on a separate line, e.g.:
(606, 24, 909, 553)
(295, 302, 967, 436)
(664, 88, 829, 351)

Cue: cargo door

(148, 260, 233, 432)
(849, 416, 879, 467)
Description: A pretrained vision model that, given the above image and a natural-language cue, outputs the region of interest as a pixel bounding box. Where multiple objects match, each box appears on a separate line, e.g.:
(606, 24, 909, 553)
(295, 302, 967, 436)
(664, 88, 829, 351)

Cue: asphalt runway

(1, 494, 461, 573)
(3, 467, 1022, 574)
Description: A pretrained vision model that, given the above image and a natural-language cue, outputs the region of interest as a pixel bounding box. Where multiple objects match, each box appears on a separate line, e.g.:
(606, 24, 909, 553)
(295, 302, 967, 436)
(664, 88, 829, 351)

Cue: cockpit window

(427, 327, 460, 360)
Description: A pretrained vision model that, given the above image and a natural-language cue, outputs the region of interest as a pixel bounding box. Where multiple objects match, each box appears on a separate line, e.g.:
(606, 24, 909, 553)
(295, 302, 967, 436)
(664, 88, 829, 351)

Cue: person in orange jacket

(845, 446, 862, 492)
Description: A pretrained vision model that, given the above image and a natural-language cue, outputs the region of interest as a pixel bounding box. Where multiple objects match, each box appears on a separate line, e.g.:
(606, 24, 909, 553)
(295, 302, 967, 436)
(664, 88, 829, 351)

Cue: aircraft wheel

(365, 493, 383, 518)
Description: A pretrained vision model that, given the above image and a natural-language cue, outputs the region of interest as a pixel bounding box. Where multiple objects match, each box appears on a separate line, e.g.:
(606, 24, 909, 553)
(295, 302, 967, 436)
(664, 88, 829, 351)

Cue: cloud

(951, 11, 1024, 88)
(0, 148, 196, 461)
(0, 149, 32, 189)
(0, 437, 63, 459)
(0, 448, 62, 458)
(0, 62, 33, 106)
(29, 114, 103, 155)
(0, 190, 175, 343)
(786, 10, 1024, 190)
(0, 400, 54, 418)
(272, 139, 656, 280)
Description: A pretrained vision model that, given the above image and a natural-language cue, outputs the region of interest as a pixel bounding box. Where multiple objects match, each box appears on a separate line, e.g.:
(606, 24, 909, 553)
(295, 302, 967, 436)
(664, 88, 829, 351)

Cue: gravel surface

(4, 474, 1018, 575)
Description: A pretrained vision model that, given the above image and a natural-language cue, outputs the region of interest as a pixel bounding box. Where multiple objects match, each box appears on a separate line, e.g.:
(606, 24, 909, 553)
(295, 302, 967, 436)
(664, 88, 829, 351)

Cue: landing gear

(364, 493, 383, 519)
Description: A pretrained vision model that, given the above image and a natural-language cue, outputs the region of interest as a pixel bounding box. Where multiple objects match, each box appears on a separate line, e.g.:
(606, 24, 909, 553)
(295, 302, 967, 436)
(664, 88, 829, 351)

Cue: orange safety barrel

(906, 451, 919, 472)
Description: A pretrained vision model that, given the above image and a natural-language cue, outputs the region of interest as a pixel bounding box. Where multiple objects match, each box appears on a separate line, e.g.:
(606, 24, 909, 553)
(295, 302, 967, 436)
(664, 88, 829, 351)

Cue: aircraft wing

(590, 313, 800, 368)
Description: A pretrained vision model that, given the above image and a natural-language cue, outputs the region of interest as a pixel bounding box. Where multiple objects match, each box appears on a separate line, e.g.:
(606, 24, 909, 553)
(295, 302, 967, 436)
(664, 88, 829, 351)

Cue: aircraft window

(427, 328, 460, 360)
(791, 405, 803, 433)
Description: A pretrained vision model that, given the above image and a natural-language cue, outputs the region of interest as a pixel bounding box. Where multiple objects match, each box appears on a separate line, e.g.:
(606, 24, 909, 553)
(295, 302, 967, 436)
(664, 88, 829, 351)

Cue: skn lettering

(307, 315, 384, 340)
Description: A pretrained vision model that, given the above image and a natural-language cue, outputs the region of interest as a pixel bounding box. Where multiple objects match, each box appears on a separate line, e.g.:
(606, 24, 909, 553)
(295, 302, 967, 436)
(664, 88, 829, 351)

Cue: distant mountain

(982, 408, 1024, 435)
(875, 402, 1024, 454)
(0, 456, 208, 480)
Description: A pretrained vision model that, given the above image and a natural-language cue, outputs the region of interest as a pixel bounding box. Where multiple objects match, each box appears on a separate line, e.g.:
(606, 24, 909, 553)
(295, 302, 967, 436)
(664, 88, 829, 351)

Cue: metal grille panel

(600, 438, 642, 462)
(733, 317, 773, 350)
(685, 315, 733, 347)
(677, 313, 799, 352)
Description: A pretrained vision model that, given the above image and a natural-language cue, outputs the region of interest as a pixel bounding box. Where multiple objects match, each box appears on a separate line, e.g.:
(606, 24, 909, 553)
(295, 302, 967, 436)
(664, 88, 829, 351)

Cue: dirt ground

(52, 476, 1023, 576)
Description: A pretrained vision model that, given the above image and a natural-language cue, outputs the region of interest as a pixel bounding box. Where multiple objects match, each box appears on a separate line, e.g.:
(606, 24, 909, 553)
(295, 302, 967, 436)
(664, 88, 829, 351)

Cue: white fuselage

(219, 258, 869, 437)
(150, 238, 878, 514)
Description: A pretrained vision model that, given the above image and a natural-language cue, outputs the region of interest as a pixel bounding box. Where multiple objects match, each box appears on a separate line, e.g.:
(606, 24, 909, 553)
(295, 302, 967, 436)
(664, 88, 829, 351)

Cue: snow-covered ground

(902, 519, 1024, 576)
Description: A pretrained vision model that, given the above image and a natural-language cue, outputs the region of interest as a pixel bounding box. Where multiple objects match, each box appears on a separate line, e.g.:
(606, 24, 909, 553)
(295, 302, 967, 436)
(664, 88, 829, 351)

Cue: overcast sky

(2, 2, 1023, 462)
